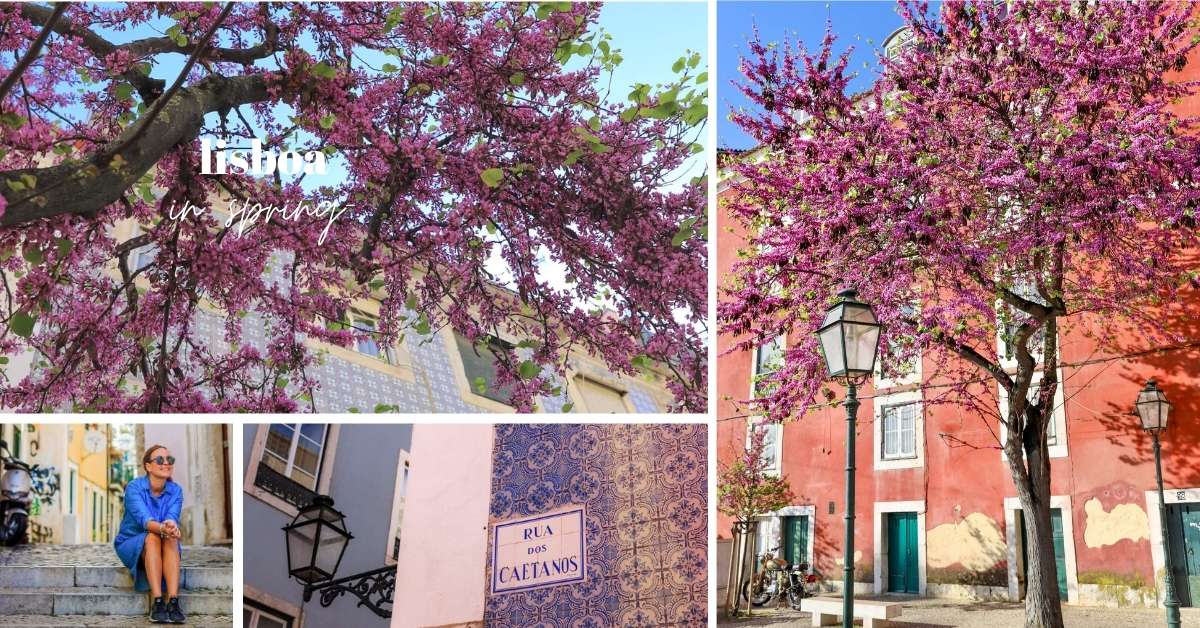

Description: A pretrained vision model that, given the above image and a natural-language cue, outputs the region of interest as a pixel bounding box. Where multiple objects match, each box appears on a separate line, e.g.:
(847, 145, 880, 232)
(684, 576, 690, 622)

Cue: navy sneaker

(167, 596, 186, 624)
(150, 597, 170, 623)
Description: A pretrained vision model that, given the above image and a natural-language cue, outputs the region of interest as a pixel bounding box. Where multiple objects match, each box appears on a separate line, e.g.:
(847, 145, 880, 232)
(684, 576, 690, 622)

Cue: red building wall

(716, 38, 1200, 603)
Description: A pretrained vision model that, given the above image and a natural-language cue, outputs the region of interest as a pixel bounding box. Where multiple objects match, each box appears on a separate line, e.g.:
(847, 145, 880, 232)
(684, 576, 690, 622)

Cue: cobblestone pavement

(0, 544, 232, 567)
(718, 596, 1200, 627)
(0, 615, 232, 626)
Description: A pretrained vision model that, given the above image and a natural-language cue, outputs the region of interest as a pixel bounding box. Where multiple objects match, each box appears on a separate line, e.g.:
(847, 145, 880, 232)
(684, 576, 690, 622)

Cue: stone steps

(0, 565, 230, 590)
(0, 587, 231, 616)
(0, 614, 232, 626)
(0, 545, 233, 618)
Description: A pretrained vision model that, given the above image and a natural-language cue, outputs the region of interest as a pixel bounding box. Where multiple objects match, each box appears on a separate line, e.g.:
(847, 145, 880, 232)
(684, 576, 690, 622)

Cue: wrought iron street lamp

(283, 495, 395, 618)
(816, 288, 882, 628)
(1136, 379, 1181, 628)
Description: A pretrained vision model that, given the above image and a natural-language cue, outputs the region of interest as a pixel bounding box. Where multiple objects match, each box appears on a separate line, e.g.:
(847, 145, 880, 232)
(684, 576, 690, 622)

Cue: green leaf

(0, 356, 9, 365)
(115, 83, 134, 101)
(22, 247, 43, 265)
(672, 217, 698, 247)
(473, 376, 488, 394)
(311, 62, 337, 79)
(429, 54, 450, 67)
(683, 102, 707, 125)
(10, 311, 35, 338)
(0, 112, 25, 129)
(55, 238, 71, 258)
(509, 71, 526, 86)
(518, 360, 540, 379)
(381, 63, 399, 73)
(480, 167, 505, 188)
(561, 402, 574, 413)
(695, 71, 708, 84)
(413, 313, 431, 336)
(672, 56, 685, 73)
(620, 107, 638, 123)
(406, 82, 432, 97)
(405, 294, 419, 310)
(348, 406, 361, 413)
(564, 149, 584, 166)
(319, 113, 336, 130)
(374, 403, 395, 413)
(589, 143, 612, 154)
(587, 116, 601, 132)
(688, 52, 701, 69)
(275, 377, 289, 389)
(689, 142, 704, 154)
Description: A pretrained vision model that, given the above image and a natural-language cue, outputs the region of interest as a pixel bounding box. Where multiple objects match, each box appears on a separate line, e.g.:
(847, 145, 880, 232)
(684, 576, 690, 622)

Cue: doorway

(886, 512, 920, 593)
(784, 515, 810, 567)
(1166, 502, 1200, 607)
(1017, 508, 1068, 600)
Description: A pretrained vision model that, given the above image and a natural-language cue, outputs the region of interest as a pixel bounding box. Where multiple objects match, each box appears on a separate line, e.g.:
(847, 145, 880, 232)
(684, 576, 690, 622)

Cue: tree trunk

(1008, 438, 1065, 628)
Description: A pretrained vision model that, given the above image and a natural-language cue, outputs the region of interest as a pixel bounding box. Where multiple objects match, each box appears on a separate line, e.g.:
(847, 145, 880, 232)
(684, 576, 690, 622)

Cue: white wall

(392, 424, 493, 628)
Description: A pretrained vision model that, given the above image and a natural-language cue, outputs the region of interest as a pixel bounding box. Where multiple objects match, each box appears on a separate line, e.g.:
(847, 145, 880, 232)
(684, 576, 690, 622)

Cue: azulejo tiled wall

(485, 424, 707, 627)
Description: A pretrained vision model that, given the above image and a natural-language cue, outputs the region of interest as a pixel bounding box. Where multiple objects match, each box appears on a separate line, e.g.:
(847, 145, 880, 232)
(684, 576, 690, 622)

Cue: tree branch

(0, 3, 66, 106)
(0, 73, 275, 226)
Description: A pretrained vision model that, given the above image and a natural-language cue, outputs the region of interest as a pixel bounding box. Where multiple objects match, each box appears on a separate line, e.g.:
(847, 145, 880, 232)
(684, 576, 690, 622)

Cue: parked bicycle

(741, 545, 818, 610)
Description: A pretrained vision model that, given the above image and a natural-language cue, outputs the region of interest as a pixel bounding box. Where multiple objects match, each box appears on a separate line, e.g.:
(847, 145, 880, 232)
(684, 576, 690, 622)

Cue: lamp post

(282, 495, 396, 618)
(1135, 379, 1181, 628)
(816, 288, 882, 628)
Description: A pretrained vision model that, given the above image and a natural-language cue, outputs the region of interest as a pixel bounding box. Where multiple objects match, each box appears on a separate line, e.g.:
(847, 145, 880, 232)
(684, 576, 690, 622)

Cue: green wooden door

(887, 512, 919, 593)
(784, 516, 810, 567)
(1019, 509, 1068, 599)
(1167, 502, 1200, 607)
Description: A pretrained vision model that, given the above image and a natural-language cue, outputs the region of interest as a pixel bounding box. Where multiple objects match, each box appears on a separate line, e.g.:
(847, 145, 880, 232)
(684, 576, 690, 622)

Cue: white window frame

(746, 419, 783, 477)
(747, 336, 786, 475)
(873, 390, 925, 471)
(383, 450, 411, 566)
(244, 424, 340, 517)
(244, 584, 302, 628)
(260, 424, 327, 490)
(874, 303, 922, 390)
(998, 368, 1068, 459)
(349, 311, 395, 365)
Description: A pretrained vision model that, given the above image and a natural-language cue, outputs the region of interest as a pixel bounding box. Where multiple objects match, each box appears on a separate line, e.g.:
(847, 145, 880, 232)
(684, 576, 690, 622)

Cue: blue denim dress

(112, 476, 184, 592)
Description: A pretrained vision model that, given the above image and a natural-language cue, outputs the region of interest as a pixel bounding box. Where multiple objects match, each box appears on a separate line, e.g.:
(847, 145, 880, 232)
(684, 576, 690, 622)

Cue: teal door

(1167, 503, 1200, 607)
(1019, 509, 1068, 599)
(784, 516, 810, 566)
(887, 512, 919, 593)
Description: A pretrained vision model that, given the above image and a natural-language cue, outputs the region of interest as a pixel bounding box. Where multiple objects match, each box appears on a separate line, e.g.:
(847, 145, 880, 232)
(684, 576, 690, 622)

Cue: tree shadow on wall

(1089, 287, 1200, 488)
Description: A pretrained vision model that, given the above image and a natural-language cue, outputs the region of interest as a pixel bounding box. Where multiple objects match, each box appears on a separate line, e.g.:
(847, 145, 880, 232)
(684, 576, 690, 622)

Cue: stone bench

(800, 596, 904, 628)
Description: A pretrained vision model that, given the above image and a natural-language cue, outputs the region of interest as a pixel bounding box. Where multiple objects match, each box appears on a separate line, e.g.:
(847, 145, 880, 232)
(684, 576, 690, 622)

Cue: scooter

(0, 439, 33, 546)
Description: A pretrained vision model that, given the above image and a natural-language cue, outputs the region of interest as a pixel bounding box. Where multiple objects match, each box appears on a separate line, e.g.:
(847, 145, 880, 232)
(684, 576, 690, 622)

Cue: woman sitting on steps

(113, 444, 187, 624)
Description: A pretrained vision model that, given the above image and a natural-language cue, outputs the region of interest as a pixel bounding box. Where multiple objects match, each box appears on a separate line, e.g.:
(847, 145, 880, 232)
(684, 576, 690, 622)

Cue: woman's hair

(142, 444, 172, 479)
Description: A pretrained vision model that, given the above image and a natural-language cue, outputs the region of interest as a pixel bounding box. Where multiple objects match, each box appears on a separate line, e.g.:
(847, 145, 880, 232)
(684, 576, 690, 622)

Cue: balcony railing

(255, 461, 317, 510)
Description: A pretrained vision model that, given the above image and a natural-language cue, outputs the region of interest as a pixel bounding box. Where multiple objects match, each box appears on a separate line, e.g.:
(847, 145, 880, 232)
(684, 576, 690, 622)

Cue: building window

(68, 467, 77, 515)
(243, 601, 294, 628)
(998, 371, 1068, 457)
(574, 376, 629, 413)
(748, 421, 781, 475)
(752, 336, 785, 398)
(253, 424, 328, 510)
(385, 451, 410, 566)
(246, 425, 340, 516)
(454, 333, 514, 405)
(351, 312, 395, 364)
(876, 302, 920, 387)
(881, 402, 918, 460)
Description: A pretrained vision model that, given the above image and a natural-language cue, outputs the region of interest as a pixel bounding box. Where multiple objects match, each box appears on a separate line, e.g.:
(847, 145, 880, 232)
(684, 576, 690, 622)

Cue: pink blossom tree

(717, 425, 795, 617)
(722, 1, 1200, 625)
(0, 2, 707, 412)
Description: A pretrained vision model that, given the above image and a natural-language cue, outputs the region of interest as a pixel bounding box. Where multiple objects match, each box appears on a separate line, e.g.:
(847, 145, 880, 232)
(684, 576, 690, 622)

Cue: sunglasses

(151, 456, 176, 466)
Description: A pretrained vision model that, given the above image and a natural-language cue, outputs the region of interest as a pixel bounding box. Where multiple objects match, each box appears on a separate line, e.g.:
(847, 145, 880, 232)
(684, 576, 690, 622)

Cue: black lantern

(816, 288, 882, 382)
(283, 495, 353, 585)
(1136, 378, 1172, 432)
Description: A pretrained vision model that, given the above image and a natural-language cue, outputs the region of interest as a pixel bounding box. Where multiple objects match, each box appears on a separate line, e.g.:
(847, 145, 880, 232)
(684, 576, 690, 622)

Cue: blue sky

(718, 1, 912, 149)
